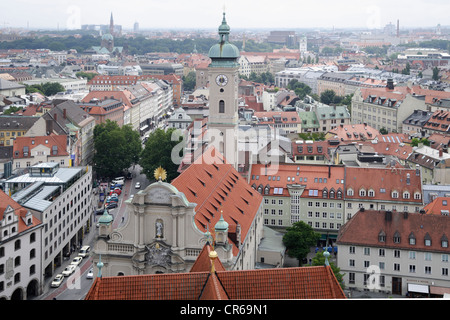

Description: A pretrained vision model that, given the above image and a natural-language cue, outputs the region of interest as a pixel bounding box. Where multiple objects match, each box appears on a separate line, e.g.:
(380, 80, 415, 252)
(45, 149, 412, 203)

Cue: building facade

(3, 162, 93, 294)
(0, 190, 43, 300)
(337, 210, 450, 297)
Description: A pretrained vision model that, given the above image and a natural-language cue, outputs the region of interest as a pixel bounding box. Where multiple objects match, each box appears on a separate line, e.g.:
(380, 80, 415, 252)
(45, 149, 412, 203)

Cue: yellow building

(0, 116, 39, 146)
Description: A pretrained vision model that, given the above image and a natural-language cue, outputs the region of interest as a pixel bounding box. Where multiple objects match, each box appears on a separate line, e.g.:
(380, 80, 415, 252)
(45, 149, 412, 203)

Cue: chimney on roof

(54, 113, 57, 121)
(386, 78, 394, 90)
(63, 109, 67, 119)
(385, 210, 392, 221)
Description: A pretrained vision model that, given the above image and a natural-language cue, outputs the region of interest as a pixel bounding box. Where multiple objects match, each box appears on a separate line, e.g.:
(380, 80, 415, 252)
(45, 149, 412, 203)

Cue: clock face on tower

(215, 74, 228, 86)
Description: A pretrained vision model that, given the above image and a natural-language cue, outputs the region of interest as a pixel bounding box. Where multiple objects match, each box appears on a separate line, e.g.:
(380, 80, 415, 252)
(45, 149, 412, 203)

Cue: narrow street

(36, 165, 150, 300)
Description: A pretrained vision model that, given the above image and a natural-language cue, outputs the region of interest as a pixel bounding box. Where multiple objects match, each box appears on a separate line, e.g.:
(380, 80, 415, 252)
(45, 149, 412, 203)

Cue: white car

(62, 264, 76, 277)
(51, 274, 64, 288)
(135, 182, 141, 189)
(86, 268, 94, 279)
(78, 245, 91, 258)
(71, 256, 83, 266)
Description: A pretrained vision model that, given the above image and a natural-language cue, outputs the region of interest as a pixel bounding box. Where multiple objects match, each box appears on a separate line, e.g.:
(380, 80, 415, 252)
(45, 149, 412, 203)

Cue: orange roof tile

(337, 209, 450, 254)
(249, 163, 345, 198)
(172, 146, 263, 256)
(85, 243, 345, 300)
(345, 167, 422, 203)
(0, 190, 41, 233)
(13, 135, 68, 159)
(422, 197, 450, 216)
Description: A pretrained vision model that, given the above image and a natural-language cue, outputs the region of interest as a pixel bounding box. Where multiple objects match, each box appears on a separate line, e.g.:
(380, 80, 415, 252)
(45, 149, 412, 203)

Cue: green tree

(411, 137, 430, 147)
(182, 71, 196, 91)
(311, 250, 345, 289)
(282, 221, 320, 266)
(41, 82, 66, 96)
(432, 67, 440, 81)
(287, 79, 312, 99)
(320, 89, 337, 105)
(139, 128, 183, 183)
(93, 120, 141, 178)
(76, 72, 97, 81)
(379, 127, 388, 135)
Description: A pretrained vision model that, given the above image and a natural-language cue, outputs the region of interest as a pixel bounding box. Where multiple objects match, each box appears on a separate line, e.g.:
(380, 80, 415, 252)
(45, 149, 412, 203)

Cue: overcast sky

(3, 0, 449, 30)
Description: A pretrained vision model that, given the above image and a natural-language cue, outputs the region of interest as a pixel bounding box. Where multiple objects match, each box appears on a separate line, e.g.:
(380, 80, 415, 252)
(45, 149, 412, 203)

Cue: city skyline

(2, 0, 450, 31)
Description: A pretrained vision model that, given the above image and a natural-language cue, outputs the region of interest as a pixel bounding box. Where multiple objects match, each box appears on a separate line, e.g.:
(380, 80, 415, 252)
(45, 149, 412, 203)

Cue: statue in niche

(156, 220, 163, 238)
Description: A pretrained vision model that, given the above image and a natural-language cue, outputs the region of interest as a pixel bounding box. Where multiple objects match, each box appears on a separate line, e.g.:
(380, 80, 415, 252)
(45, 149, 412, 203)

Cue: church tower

(207, 12, 240, 168)
(109, 12, 114, 36)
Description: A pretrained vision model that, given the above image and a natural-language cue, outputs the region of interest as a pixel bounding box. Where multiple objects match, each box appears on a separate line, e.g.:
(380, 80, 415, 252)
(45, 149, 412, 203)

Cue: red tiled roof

(13, 134, 68, 158)
(422, 197, 450, 216)
(423, 110, 450, 133)
(345, 167, 422, 203)
(172, 146, 263, 256)
(82, 91, 136, 107)
(249, 163, 345, 198)
(85, 243, 346, 300)
(326, 124, 380, 142)
(337, 209, 450, 253)
(253, 111, 301, 125)
(0, 190, 41, 233)
(190, 243, 226, 273)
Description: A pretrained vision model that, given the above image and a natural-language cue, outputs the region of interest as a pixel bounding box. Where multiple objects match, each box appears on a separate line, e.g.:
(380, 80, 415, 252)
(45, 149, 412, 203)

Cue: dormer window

(393, 231, 401, 243)
(441, 235, 448, 248)
(403, 191, 410, 199)
(392, 191, 399, 199)
(359, 189, 366, 197)
(347, 188, 354, 196)
(378, 230, 386, 242)
(424, 233, 432, 247)
(409, 232, 416, 245)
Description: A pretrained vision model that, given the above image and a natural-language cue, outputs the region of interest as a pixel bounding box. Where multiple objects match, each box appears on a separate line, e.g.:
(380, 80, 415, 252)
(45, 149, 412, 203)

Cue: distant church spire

(109, 12, 114, 35)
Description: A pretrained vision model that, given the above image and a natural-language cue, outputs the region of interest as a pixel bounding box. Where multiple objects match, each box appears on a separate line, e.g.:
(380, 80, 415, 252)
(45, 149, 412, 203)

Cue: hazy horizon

(2, 0, 449, 31)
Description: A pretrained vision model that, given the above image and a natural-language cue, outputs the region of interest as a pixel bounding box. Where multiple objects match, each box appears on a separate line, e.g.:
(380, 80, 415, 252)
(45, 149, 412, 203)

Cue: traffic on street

(35, 164, 150, 300)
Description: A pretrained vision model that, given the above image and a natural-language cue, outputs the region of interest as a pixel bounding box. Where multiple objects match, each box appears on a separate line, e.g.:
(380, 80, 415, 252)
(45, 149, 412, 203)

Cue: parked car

(113, 188, 121, 195)
(95, 209, 105, 215)
(86, 268, 94, 279)
(106, 196, 118, 203)
(62, 264, 76, 277)
(51, 274, 64, 288)
(106, 202, 118, 209)
(78, 245, 91, 258)
(135, 182, 141, 189)
(71, 256, 83, 266)
(112, 177, 125, 185)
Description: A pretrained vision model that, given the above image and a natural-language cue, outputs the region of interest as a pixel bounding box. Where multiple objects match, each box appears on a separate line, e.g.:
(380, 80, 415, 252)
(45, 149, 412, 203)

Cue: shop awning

(408, 283, 429, 294)
(430, 286, 450, 296)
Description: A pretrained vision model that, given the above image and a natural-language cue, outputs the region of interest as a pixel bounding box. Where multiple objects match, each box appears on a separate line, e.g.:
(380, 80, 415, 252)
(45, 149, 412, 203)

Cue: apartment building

(337, 209, 450, 297)
(4, 162, 93, 283)
(314, 104, 351, 133)
(0, 190, 43, 300)
(248, 163, 425, 247)
(238, 55, 269, 78)
(249, 163, 346, 245)
(12, 135, 70, 169)
(344, 166, 424, 219)
(0, 116, 39, 147)
(351, 83, 428, 133)
(252, 111, 302, 134)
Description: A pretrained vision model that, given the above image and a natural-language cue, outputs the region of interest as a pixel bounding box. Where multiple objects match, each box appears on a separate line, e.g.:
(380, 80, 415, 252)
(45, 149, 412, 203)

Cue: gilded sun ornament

(154, 166, 167, 181)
